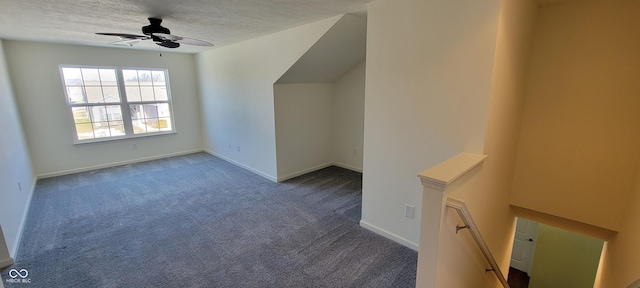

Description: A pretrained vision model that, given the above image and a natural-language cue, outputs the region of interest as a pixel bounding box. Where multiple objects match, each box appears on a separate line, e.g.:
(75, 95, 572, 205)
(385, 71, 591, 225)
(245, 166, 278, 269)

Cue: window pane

(93, 121, 111, 138)
(62, 68, 82, 86)
(126, 86, 141, 102)
(105, 105, 123, 121)
(90, 106, 108, 122)
(72, 107, 91, 123)
(146, 118, 160, 133)
(130, 104, 142, 120)
(122, 69, 170, 103)
(154, 87, 168, 101)
(130, 104, 145, 134)
(67, 87, 85, 104)
(75, 126, 94, 140)
(123, 70, 139, 85)
(102, 86, 120, 103)
(81, 68, 100, 83)
(85, 87, 104, 103)
(157, 103, 170, 117)
(99, 69, 117, 86)
(137, 70, 152, 84)
(152, 70, 165, 84)
(133, 119, 147, 134)
(158, 117, 171, 131)
(140, 87, 155, 101)
(146, 104, 159, 118)
(72, 107, 94, 140)
(109, 120, 125, 136)
(130, 104, 170, 134)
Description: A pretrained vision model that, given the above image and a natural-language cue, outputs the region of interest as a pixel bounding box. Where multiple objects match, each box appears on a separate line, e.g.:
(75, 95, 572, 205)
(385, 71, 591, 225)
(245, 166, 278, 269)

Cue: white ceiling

(0, 0, 370, 53)
(276, 14, 367, 84)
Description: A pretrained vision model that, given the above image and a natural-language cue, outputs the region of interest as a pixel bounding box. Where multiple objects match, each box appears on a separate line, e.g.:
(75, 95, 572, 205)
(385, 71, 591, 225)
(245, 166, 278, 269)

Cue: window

(60, 66, 174, 143)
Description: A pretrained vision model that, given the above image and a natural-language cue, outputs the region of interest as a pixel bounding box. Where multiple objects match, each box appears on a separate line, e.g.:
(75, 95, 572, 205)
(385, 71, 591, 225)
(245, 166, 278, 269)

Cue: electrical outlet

(131, 143, 138, 149)
(236, 145, 240, 152)
(404, 204, 415, 219)
(352, 148, 357, 156)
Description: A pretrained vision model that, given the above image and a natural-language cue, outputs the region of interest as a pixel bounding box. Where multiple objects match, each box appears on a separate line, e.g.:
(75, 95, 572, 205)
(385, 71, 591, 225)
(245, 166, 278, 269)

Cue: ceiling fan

(96, 18, 213, 49)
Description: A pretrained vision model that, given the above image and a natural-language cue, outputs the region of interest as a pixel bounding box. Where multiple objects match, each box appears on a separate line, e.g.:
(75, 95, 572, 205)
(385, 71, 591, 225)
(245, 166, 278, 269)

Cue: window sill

(73, 131, 177, 145)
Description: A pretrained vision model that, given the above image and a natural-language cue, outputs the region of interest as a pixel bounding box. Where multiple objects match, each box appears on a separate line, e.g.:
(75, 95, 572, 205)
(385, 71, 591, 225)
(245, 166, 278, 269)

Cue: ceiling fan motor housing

(142, 18, 171, 43)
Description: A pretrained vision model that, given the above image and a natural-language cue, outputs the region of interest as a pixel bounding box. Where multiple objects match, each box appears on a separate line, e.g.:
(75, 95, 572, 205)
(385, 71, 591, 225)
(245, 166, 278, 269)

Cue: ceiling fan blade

(109, 39, 141, 47)
(96, 33, 150, 40)
(174, 37, 214, 47)
(153, 33, 213, 46)
(96, 19, 213, 49)
(152, 33, 182, 41)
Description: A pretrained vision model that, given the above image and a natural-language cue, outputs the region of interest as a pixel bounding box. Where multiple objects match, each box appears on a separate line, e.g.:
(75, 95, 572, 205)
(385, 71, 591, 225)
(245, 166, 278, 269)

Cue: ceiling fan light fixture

(156, 40, 180, 49)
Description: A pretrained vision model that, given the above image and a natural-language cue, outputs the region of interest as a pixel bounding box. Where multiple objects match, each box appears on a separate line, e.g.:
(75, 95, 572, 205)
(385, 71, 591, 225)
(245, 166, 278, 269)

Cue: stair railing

(447, 197, 510, 287)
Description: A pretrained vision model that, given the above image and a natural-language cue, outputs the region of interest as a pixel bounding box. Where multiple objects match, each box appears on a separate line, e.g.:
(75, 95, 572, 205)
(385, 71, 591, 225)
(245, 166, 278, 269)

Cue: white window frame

(59, 65, 176, 144)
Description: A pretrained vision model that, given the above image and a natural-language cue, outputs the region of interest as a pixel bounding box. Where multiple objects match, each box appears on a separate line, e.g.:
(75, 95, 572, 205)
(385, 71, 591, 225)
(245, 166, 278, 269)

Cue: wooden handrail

(446, 197, 510, 287)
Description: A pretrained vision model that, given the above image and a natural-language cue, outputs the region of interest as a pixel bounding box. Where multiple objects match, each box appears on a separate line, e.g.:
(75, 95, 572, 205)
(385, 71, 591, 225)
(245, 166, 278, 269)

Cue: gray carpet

(1, 153, 417, 287)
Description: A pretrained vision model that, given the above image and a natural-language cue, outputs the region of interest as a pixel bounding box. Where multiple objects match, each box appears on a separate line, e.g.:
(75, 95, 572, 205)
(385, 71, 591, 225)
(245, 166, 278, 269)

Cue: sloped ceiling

(0, 0, 370, 53)
(276, 14, 367, 84)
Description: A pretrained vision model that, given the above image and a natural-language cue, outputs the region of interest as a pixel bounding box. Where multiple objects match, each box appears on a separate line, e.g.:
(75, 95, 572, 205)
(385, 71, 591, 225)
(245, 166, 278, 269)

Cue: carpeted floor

(1, 153, 417, 287)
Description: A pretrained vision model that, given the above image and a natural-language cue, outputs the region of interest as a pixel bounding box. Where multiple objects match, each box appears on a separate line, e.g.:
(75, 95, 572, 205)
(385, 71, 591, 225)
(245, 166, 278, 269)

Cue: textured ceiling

(0, 0, 370, 53)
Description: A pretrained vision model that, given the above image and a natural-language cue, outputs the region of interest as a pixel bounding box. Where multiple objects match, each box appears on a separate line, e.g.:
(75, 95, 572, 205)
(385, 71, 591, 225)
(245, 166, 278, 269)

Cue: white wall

(273, 61, 365, 181)
(196, 16, 341, 181)
(362, 0, 501, 249)
(416, 0, 538, 284)
(0, 40, 36, 259)
(510, 0, 640, 234)
(426, 0, 540, 285)
(3, 41, 203, 177)
(529, 224, 603, 288)
(274, 83, 334, 180)
(596, 160, 640, 287)
(332, 61, 365, 172)
(472, 0, 538, 274)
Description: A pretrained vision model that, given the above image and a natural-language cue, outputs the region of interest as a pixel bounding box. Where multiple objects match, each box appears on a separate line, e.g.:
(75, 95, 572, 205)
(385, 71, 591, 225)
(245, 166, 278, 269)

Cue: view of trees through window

(60, 66, 173, 142)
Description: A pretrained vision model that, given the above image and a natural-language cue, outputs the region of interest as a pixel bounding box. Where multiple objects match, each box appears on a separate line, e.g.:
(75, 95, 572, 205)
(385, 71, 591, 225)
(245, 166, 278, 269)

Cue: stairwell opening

(508, 217, 604, 288)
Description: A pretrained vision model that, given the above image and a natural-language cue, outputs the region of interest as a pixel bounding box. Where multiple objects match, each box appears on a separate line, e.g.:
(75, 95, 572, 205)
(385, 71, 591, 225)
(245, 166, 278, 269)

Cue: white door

(510, 218, 539, 274)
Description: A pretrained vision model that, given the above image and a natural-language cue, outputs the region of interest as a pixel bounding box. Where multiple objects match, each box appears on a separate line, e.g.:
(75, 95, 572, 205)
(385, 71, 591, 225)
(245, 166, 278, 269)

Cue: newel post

(415, 153, 487, 288)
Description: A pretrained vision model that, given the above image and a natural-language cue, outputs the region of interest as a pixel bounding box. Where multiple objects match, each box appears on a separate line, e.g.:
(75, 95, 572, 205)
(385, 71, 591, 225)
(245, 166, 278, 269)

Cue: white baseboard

(277, 162, 334, 182)
(37, 149, 204, 179)
(9, 175, 37, 259)
(278, 162, 363, 182)
(360, 220, 419, 251)
(0, 256, 14, 269)
(332, 162, 363, 173)
(203, 150, 278, 182)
